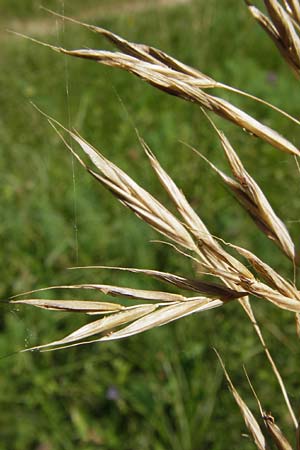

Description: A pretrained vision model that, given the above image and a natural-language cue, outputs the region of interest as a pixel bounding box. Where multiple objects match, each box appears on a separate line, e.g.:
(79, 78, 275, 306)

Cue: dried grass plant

(11, 1, 300, 448)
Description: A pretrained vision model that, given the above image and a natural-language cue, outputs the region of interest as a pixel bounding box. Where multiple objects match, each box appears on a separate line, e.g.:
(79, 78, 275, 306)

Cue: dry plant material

(218, 352, 294, 450)
(263, 414, 294, 450)
(191, 116, 295, 261)
(15, 15, 300, 156)
(11, 4, 300, 447)
(15, 296, 226, 351)
(283, 0, 300, 23)
(12, 117, 300, 355)
(246, 0, 300, 77)
(54, 122, 300, 312)
(13, 298, 124, 314)
(53, 49, 300, 155)
(216, 352, 268, 450)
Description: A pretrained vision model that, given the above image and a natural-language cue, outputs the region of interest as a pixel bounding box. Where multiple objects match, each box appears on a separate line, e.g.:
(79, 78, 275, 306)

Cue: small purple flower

(106, 385, 120, 401)
(266, 71, 278, 85)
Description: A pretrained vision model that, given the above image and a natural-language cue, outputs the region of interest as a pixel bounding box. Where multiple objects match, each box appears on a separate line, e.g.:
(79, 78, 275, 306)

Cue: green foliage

(1, 0, 300, 449)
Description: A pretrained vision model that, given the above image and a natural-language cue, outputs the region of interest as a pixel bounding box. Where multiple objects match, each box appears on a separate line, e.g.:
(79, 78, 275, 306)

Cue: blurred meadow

(1, 0, 300, 449)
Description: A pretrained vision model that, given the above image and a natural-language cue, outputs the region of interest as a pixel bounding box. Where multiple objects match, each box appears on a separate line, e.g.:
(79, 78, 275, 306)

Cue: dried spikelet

(240, 365, 294, 450)
(203, 263, 300, 312)
(52, 45, 300, 156)
(14, 26, 300, 156)
(65, 265, 247, 299)
(12, 299, 124, 314)
(194, 119, 295, 261)
(284, 0, 300, 23)
(264, 0, 300, 57)
(232, 245, 300, 332)
(100, 297, 224, 341)
(246, 0, 300, 76)
(244, 278, 300, 312)
(216, 351, 268, 450)
(50, 123, 198, 253)
(19, 297, 225, 351)
(263, 414, 294, 450)
(26, 304, 158, 351)
(13, 284, 187, 303)
(233, 245, 299, 298)
(40, 10, 300, 122)
(139, 137, 253, 277)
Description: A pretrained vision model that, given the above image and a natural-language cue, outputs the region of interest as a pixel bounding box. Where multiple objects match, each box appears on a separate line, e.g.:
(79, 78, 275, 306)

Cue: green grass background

(1, 0, 300, 449)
